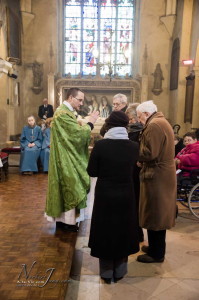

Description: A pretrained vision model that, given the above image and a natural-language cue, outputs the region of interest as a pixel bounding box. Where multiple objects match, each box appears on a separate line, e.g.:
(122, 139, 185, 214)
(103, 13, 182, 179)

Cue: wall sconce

(182, 59, 193, 66)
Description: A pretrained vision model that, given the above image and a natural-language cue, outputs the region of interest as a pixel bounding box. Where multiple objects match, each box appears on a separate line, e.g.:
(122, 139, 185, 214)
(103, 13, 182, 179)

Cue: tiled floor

(0, 168, 77, 300)
(66, 180, 199, 300)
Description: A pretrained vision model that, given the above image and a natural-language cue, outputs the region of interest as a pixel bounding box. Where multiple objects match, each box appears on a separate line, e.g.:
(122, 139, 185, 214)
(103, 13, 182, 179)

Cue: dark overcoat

(139, 112, 177, 230)
(87, 139, 140, 260)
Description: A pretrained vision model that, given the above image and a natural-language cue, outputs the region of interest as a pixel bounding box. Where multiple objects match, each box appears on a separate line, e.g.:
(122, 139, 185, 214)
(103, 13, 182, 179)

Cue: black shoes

(114, 277, 123, 283)
(101, 277, 124, 284)
(56, 222, 79, 232)
(101, 277, 112, 284)
(137, 254, 164, 263)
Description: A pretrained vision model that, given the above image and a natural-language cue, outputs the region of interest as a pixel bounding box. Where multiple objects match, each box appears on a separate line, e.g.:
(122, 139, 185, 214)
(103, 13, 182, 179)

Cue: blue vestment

(20, 125, 42, 172)
(40, 127, 51, 172)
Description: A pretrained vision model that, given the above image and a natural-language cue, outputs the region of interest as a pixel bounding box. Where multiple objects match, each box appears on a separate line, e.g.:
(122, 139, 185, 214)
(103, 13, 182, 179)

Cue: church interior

(0, 0, 199, 299)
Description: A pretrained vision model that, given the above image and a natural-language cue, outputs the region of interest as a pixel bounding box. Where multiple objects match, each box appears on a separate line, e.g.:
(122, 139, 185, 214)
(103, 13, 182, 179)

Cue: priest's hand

(88, 111, 99, 124)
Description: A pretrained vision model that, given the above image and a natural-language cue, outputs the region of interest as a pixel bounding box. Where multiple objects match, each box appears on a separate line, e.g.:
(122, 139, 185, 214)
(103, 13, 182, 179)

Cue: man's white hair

(113, 93, 127, 104)
(136, 100, 157, 114)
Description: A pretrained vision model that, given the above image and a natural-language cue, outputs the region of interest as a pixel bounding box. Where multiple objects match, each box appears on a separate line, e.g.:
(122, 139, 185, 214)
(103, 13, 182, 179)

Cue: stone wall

(1, 0, 199, 147)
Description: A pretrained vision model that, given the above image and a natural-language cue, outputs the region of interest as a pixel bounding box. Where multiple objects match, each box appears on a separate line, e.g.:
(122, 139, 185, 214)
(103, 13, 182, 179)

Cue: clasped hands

(28, 143, 35, 148)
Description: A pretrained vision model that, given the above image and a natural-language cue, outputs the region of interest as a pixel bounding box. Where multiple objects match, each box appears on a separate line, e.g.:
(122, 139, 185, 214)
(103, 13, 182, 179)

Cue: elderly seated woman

(40, 118, 52, 173)
(175, 132, 199, 177)
(20, 116, 43, 175)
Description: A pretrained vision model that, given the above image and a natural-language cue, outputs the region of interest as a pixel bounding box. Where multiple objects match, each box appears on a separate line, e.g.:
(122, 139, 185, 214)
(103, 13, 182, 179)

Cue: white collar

(63, 101, 74, 111)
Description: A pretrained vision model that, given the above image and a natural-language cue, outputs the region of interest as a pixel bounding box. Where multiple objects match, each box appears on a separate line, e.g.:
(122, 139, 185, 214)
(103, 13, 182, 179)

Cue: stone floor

(66, 192, 199, 300)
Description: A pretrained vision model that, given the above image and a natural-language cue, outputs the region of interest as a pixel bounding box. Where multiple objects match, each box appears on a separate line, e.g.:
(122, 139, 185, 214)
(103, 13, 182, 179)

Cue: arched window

(64, 0, 135, 77)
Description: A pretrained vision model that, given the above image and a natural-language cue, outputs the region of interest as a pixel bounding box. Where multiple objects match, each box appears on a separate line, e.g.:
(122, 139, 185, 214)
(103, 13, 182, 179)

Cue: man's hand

(88, 111, 99, 124)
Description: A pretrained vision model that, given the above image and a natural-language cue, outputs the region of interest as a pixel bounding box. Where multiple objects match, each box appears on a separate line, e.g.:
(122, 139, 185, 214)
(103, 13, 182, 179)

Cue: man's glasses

(112, 102, 121, 107)
(73, 97, 83, 103)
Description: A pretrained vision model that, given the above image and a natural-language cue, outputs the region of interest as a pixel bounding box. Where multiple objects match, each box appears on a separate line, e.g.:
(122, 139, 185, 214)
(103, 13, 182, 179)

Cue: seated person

(20, 116, 43, 175)
(174, 134, 184, 157)
(175, 132, 199, 177)
(38, 98, 54, 120)
(37, 119, 46, 132)
(40, 118, 52, 173)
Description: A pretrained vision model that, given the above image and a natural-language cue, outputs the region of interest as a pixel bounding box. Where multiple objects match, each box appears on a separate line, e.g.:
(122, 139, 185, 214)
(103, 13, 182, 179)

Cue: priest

(45, 88, 99, 232)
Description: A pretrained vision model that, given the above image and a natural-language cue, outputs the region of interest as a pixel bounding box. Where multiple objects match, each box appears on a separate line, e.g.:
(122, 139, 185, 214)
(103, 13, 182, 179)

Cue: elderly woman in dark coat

(87, 111, 140, 284)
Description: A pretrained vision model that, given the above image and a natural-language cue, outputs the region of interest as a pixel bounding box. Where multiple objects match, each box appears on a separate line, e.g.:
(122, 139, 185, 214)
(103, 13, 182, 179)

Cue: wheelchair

(177, 169, 199, 219)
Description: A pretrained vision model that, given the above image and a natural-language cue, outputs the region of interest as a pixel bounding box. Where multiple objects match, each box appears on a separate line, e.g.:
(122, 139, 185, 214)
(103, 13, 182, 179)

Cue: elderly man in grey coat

(136, 100, 176, 263)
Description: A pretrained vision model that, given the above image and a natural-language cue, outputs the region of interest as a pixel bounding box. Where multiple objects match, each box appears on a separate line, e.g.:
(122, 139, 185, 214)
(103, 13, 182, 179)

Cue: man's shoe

(141, 245, 149, 253)
(101, 277, 112, 284)
(137, 254, 164, 263)
(114, 277, 123, 283)
(56, 222, 78, 232)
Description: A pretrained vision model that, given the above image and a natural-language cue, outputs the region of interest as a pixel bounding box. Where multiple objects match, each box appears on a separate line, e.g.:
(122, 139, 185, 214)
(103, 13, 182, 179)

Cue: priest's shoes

(137, 254, 164, 263)
(56, 222, 79, 232)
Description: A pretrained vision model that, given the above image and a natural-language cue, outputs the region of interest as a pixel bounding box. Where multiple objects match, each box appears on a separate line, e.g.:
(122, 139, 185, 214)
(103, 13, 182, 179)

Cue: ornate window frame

(57, 0, 140, 78)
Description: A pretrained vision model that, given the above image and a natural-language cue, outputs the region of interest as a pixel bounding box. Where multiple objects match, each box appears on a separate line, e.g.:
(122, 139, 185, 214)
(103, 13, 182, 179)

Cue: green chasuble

(45, 104, 91, 217)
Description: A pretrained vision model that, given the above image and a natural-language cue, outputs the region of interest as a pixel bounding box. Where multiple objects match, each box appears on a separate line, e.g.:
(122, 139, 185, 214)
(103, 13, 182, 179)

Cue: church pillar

(20, 0, 34, 32)
(141, 45, 149, 102)
(192, 40, 199, 129)
(175, 0, 194, 133)
(166, 0, 176, 15)
(48, 73, 55, 108)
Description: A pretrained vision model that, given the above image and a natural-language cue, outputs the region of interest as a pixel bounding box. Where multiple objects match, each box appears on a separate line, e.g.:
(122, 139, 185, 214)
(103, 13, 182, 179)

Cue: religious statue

(31, 61, 43, 94)
(152, 63, 164, 95)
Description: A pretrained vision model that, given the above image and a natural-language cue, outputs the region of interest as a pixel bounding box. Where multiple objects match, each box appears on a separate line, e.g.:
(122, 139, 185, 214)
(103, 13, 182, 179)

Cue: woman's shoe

(101, 277, 112, 284)
(114, 276, 123, 283)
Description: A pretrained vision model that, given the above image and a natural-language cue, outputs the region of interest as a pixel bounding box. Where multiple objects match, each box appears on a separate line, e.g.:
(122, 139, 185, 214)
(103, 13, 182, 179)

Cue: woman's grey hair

(136, 100, 157, 114)
(126, 103, 140, 120)
(113, 93, 127, 104)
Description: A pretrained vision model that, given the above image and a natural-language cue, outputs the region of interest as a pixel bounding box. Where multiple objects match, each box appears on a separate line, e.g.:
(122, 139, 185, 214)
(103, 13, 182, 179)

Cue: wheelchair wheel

(188, 183, 199, 219)
(177, 188, 189, 208)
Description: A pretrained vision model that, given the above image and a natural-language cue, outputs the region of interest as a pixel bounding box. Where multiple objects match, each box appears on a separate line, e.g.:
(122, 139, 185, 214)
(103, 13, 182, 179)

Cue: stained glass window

(64, 0, 135, 77)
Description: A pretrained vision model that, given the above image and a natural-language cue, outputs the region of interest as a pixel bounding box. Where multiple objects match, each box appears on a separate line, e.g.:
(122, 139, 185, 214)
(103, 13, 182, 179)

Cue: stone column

(192, 40, 199, 129)
(166, 0, 177, 15)
(175, 0, 194, 133)
(141, 45, 149, 102)
(48, 73, 55, 108)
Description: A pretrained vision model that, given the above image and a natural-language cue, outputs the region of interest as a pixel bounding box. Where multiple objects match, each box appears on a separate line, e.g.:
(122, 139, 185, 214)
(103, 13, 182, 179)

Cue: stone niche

(55, 77, 141, 108)
(54, 77, 141, 141)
